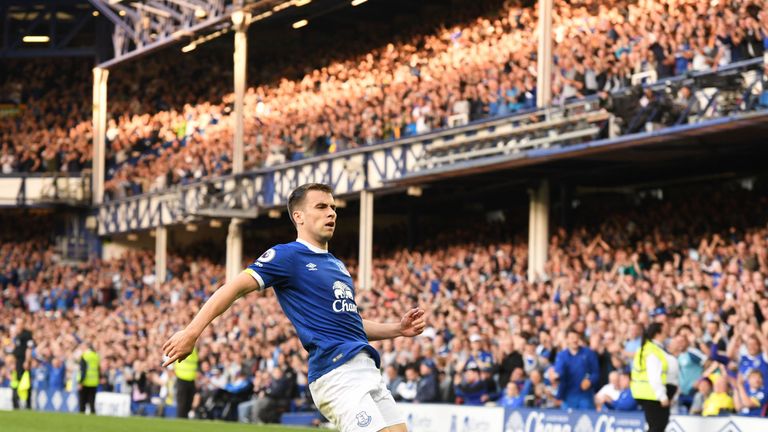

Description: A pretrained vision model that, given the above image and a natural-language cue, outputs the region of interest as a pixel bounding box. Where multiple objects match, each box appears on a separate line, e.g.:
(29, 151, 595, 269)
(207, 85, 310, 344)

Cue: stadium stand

(2, 184, 768, 422)
(2, 0, 766, 198)
(0, 60, 93, 175)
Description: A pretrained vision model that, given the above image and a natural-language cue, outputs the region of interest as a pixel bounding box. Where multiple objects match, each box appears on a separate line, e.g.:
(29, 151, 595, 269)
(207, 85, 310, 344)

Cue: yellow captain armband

(243, 268, 265, 290)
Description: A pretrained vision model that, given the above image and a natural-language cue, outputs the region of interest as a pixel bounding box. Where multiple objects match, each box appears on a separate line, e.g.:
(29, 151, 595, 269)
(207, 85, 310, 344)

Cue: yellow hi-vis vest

(174, 348, 198, 382)
(82, 349, 100, 388)
(17, 370, 31, 402)
(631, 340, 668, 401)
(10, 370, 18, 389)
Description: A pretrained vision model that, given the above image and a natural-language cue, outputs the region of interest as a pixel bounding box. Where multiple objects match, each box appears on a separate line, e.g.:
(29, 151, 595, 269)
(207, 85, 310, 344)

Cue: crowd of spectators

(0, 59, 93, 175)
(2, 0, 766, 198)
(1, 185, 767, 423)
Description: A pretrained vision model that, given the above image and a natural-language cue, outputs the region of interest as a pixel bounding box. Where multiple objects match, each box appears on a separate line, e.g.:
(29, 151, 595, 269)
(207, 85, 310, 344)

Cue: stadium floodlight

(181, 27, 231, 53)
(231, 9, 246, 27)
(273, 2, 293, 12)
(407, 186, 423, 197)
(292, 19, 308, 29)
(22, 35, 50, 43)
(351, 0, 368, 6)
(92, 10, 99, 16)
(252, 10, 273, 22)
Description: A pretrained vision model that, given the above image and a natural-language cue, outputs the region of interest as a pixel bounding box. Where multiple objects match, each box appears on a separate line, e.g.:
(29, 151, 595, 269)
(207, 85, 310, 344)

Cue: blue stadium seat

(759, 91, 768, 108)
(164, 405, 177, 418)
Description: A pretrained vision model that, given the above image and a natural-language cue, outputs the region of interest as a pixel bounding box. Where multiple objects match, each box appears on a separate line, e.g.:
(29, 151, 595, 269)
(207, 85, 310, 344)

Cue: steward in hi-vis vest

(174, 347, 198, 418)
(79, 346, 100, 414)
(630, 322, 672, 432)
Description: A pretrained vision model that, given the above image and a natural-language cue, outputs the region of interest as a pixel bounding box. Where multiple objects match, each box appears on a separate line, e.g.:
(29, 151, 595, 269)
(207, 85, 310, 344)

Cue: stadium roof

(0, 0, 472, 64)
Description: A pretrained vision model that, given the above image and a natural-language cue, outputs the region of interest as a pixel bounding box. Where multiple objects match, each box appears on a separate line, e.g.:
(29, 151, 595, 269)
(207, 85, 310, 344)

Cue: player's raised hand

(400, 308, 426, 337)
(162, 329, 197, 367)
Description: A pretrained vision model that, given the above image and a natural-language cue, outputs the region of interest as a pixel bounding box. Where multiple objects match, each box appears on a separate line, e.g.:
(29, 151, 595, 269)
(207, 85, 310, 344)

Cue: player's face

(295, 190, 337, 243)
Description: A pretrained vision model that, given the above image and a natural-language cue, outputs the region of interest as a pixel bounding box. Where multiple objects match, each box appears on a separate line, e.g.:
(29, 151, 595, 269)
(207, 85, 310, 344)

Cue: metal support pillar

(536, 0, 553, 108)
(226, 218, 244, 283)
(92, 67, 108, 205)
(358, 191, 374, 290)
(155, 226, 167, 287)
(232, 10, 250, 175)
(225, 10, 250, 285)
(528, 180, 550, 282)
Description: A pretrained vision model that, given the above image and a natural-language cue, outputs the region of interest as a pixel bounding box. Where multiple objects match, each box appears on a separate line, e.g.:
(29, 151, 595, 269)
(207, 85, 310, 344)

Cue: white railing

(0, 172, 90, 206)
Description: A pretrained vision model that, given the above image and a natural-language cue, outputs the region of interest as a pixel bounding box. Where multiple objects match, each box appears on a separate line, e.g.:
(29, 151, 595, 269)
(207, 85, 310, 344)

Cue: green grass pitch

(0, 410, 322, 432)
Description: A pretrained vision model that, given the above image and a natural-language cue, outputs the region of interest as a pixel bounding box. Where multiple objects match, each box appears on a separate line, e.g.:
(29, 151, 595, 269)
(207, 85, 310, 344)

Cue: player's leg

(311, 382, 388, 431)
(371, 367, 406, 431)
(377, 423, 407, 432)
(339, 392, 389, 431)
(309, 353, 388, 432)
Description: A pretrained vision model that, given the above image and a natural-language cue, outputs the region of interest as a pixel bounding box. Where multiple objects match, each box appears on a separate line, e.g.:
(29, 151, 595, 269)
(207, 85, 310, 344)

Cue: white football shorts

(309, 352, 405, 432)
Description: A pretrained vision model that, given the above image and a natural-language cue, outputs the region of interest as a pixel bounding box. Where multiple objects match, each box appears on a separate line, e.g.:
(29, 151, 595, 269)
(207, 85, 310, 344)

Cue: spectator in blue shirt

(605, 372, 638, 411)
(224, 370, 251, 396)
(673, 33, 693, 75)
(734, 370, 767, 417)
(454, 362, 491, 406)
(733, 335, 768, 385)
(499, 380, 526, 409)
(31, 358, 47, 398)
(624, 324, 643, 359)
(551, 326, 600, 409)
(46, 357, 66, 392)
(466, 333, 494, 371)
(416, 361, 439, 403)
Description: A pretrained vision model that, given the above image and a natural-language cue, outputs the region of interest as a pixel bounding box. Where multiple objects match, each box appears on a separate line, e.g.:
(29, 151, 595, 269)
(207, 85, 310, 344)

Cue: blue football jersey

(245, 239, 379, 382)
(743, 385, 768, 417)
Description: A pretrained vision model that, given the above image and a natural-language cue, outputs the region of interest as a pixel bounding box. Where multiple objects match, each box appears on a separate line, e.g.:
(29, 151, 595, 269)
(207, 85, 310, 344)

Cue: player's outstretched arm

(162, 272, 258, 367)
(363, 308, 426, 341)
